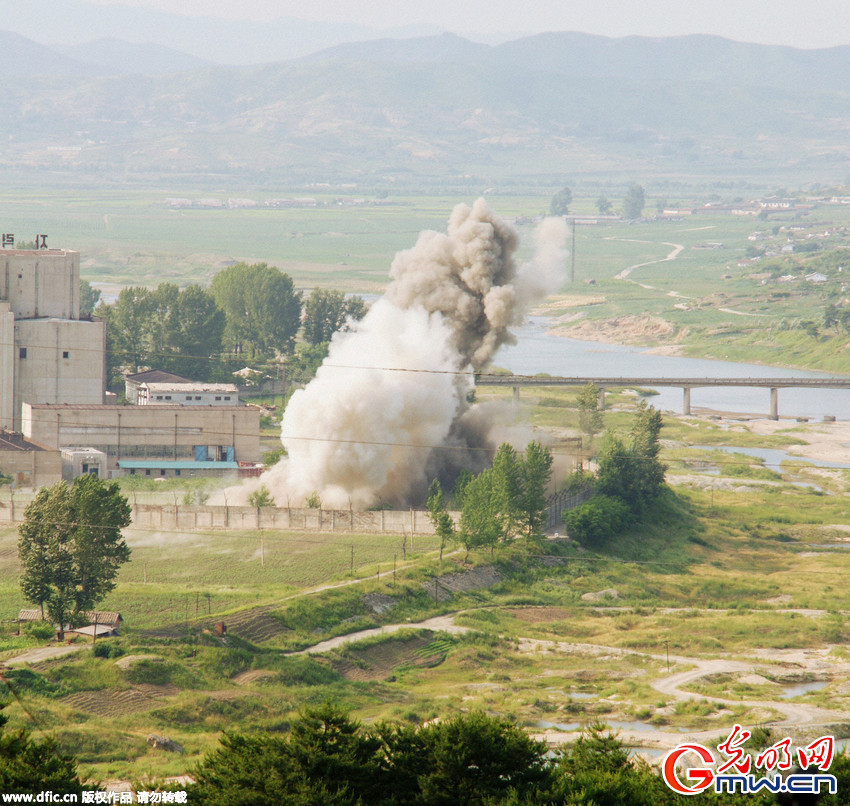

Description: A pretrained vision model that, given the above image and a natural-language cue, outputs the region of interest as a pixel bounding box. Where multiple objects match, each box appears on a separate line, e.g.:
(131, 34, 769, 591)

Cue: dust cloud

(237, 199, 567, 508)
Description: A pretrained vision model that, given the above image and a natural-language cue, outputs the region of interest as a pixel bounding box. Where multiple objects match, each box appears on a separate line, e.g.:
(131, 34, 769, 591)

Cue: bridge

(474, 375, 850, 420)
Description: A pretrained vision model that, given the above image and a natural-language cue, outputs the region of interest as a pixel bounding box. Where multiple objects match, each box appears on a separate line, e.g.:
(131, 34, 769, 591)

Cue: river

(497, 318, 850, 421)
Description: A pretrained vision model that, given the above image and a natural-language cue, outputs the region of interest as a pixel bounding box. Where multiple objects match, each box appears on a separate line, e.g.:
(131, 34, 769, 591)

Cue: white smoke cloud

(233, 200, 567, 509)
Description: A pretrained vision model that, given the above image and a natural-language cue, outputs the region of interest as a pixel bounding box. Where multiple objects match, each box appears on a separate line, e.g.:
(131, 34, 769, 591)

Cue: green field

(4, 389, 850, 782)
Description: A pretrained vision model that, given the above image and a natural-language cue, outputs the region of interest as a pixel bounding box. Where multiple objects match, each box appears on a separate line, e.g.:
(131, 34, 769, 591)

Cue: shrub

(25, 621, 55, 640)
(563, 495, 631, 546)
(92, 641, 124, 659)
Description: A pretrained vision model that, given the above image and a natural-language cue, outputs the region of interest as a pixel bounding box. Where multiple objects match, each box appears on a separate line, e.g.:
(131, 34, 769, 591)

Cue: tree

(595, 402, 665, 515)
(98, 284, 226, 385)
(549, 186, 573, 216)
(596, 195, 612, 215)
(458, 441, 554, 555)
(426, 479, 455, 560)
(458, 468, 503, 559)
(576, 382, 604, 448)
(211, 262, 302, 358)
(622, 184, 646, 219)
(166, 284, 226, 379)
(247, 485, 275, 507)
(18, 476, 131, 638)
(302, 289, 367, 346)
(516, 441, 553, 541)
(79, 279, 101, 318)
(99, 286, 154, 378)
(0, 705, 84, 795)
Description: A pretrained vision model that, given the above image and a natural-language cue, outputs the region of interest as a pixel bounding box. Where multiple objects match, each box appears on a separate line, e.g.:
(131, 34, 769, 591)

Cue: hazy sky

(85, 0, 850, 49)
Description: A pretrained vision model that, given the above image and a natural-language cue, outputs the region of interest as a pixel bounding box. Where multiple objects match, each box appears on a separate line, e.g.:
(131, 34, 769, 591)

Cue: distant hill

(2, 30, 849, 185)
(57, 38, 210, 75)
(0, 30, 108, 76)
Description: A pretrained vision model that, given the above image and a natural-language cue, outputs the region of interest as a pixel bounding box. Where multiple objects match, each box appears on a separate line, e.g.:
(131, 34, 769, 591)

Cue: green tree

(394, 711, 552, 805)
(458, 442, 553, 554)
(426, 479, 455, 560)
(517, 441, 553, 540)
(458, 468, 503, 559)
(303, 289, 367, 345)
(596, 402, 665, 514)
(596, 195, 612, 215)
(576, 382, 604, 448)
(247, 485, 275, 507)
(211, 262, 302, 358)
(79, 279, 101, 318)
(18, 476, 131, 638)
(0, 705, 84, 796)
(549, 187, 573, 216)
(98, 286, 154, 379)
(622, 183, 646, 219)
(191, 703, 383, 806)
(166, 284, 226, 379)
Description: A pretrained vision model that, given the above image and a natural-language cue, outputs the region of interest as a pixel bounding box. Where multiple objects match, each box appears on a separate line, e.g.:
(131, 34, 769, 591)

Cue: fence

(0, 491, 444, 535)
(1, 490, 592, 535)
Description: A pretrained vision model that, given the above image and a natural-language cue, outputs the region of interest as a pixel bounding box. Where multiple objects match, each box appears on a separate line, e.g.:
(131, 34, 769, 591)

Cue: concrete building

(0, 249, 105, 430)
(61, 447, 108, 481)
(124, 370, 193, 405)
(22, 403, 260, 478)
(0, 429, 62, 488)
(138, 382, 240, 406)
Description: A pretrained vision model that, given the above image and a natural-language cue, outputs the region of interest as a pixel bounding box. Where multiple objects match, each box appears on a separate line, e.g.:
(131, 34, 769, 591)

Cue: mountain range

(2, 27, 849, 187)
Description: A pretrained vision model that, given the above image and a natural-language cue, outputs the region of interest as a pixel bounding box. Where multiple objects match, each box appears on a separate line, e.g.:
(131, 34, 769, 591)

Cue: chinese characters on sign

(663, 725, 837, 796)
(0, 234, 49, 249)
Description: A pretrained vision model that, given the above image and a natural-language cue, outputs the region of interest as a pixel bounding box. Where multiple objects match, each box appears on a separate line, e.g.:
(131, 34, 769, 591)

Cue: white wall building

(138, 382, 240, 406)
(0, 249, 105, 430)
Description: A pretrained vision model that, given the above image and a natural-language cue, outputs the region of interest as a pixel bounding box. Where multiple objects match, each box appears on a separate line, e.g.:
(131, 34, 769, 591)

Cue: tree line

(5, 701, 841, 804)
(426, 441, 553, 560)
(95, 262, 366, 386)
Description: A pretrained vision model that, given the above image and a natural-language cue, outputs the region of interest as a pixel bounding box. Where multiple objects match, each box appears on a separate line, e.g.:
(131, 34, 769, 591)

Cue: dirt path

(293, 615, 468, 655)
(3, 644, 87, 666)
(612, 240, 684, 280)
(293, 614, 850, 742)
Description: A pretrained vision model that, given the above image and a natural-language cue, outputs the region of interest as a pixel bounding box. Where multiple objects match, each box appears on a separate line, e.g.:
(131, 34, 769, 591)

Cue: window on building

(224, 396, 231, 401)
(160, 469, 166, 476)
(195, 396, 201, 400)
(185, 395, 192, 400)
(155, 396, 163, 400)
(165, 396, 172, 400)
(215, 396, 221, 401)
(175, 469, 181, 477)
(145, 469, 151, 476)
(19, 347, 26, 359)
(62, 351, 69, 359)
(130, 469, 136, 475)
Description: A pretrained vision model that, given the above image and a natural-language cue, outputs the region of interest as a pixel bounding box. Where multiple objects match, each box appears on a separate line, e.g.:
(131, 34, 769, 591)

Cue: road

(293, 613, 850, 745)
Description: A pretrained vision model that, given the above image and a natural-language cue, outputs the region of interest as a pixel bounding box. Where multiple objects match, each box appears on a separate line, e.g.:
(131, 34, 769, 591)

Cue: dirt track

(295, 613, 850, 746)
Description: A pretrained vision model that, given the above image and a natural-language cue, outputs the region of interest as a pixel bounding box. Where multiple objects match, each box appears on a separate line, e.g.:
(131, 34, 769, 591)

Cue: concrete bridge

(474, 374, 850, 420)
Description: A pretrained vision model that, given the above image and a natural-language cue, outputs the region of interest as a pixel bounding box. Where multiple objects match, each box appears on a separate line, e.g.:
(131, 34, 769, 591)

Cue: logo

(662, 725, 837, 796)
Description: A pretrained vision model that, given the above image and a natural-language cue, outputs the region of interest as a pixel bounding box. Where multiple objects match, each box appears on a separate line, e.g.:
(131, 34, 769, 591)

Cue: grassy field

(4, 391, 850, 781)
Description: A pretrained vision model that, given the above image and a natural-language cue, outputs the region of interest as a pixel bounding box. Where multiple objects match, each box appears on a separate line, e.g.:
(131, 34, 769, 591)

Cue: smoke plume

(252, 200, 567, 508)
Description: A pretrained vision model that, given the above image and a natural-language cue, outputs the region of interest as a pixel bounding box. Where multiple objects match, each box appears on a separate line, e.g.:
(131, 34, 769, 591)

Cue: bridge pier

(683, 387, 691, 416)
(597, 387, 606, 411)
(770, 387, 778, 420)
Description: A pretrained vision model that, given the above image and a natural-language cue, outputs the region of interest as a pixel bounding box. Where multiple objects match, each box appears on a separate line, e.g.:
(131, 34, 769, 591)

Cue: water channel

(498, 318, 850, 421)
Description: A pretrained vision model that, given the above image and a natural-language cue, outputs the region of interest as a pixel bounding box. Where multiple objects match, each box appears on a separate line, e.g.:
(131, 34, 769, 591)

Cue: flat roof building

(0, 249, 105, 430)
(22, 403, 260, 478)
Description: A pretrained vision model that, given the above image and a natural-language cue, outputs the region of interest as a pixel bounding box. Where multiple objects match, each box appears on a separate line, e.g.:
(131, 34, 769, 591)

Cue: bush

(25, 621, 55, 640)
(93, 641, 124, 659)
(563, 495, 631, 546)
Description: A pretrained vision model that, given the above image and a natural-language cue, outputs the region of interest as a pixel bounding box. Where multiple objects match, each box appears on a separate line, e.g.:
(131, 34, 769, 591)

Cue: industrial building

(0, 249, 105, 431)
(22, 403, 261, 478)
